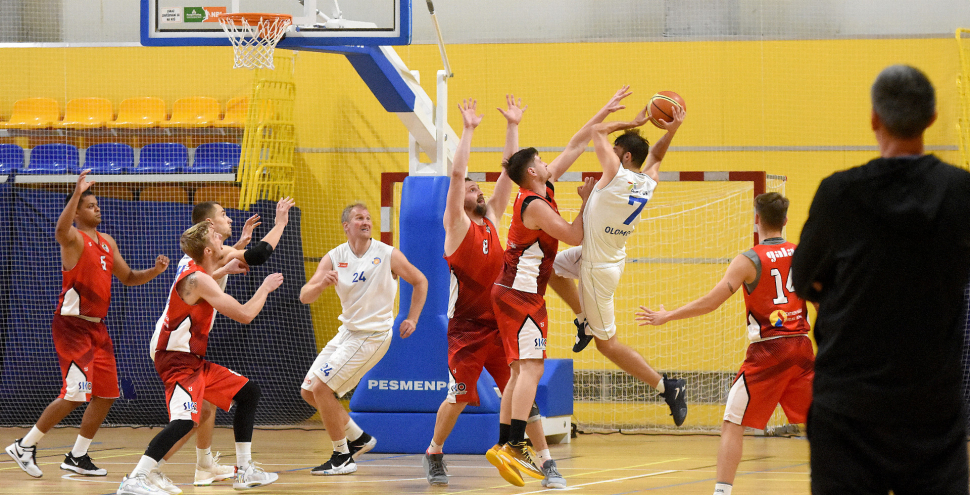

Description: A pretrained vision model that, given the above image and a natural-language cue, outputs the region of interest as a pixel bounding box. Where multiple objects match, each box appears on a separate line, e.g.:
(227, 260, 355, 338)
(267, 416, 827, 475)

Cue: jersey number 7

(624, 196, 648, 225)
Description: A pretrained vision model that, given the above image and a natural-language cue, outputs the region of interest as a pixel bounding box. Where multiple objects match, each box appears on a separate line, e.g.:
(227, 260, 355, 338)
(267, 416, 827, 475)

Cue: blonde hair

(180, 221, 212, 263)
(341, 202, 368, 223)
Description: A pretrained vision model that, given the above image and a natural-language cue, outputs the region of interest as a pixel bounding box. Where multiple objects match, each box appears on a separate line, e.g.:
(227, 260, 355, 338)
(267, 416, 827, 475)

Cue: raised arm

(222, 197, 296, 266)
(443, 99, 482, 256)
(192, 271, 283, 324)
(593, 106, 650, 188)
(232, 214, 261, 250)
(522, 177, 595, 246)
(257, 197, 296, 248)
(56, 170, 93, 268)
(391, 249, 428, 339)
(486, 95, 527, 222)
(300, 254, 336, 304)
(105, 233, 170, 286)
(641, 104, 685, 182)
(547, 86, 632, 181)
(636, 253, 755, 326)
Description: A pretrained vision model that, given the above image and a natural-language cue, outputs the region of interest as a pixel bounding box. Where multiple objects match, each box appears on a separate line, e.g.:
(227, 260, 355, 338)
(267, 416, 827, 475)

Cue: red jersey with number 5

(742, 239, 810, 343)
(155, 262, 216, 357)
(57, 231, 113, 319)
(445, 216, 504, 324)
(495, 182, 559, 296)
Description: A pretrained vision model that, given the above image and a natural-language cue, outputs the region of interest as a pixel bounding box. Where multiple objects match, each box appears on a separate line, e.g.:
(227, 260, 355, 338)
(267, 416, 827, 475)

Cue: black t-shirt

(792, 154, 970, 424)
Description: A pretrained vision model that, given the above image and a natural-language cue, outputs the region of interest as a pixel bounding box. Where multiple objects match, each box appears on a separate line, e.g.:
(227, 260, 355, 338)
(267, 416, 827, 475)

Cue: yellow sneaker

(498, 442, 544, 480)
(485, 444, 524, 487)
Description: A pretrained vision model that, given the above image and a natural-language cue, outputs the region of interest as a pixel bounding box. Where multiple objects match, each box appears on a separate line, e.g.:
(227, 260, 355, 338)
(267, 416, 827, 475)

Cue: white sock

(344, 418, 364, 442)
(71, 435, 93, 457)
(22, 426, 44, 447)
(132, 456, 158, 478)
(235, 442, 252, 469)
(156, 459, 166, 470)
(655, 379, 665, 394)
(333, 438, 350, 455)
(536, 448, 552, 466)
(714, 482, 733, 495)
(428, 440, 443, 454)
(197, 447, 213, 468)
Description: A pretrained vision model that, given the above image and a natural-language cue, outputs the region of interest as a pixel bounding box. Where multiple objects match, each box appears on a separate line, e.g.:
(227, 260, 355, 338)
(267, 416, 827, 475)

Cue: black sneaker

(423, 452, 448, 485)
(661, 374, 688, 427)
(571, 319, 593, 353)
(60, 452, 107, 476)
(348, 432, 377, 460)
(310, 451, 357, 476)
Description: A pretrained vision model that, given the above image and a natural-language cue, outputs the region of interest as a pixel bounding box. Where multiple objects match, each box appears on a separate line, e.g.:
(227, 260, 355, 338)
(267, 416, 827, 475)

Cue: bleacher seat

(107, 97, 166, 128)
(139, 185, 189, 203)
(193, 142, 241, 173)
(25, 143, 80, 174)
(214, 97, 248, 128)
(135, 143, 188, 173)
(159, 97, 220, 128)
(53, 98, 114, 129)
(85, 143, 134, 174)
(0, 98, 60, 129)
(0, 144, 25, 174)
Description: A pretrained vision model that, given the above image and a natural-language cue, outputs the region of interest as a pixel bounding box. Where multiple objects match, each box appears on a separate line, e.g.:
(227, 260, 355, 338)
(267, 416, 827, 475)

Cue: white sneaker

(5, 439, 43, 478)
(194, 452, 236, 486)
(117, 474, 162, 495)
(232, 460, 278, 490)
(147, 469, 182, 495)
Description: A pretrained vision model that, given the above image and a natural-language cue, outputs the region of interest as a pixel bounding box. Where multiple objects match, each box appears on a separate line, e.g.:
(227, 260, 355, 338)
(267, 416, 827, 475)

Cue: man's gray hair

(341, 202, 368, 223)
(871, 65, 935, 139)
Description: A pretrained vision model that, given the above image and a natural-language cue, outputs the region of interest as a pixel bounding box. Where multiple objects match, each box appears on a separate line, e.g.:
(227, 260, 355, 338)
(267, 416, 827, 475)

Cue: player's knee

(300, 386, 315, 405)
(233, 380, 261, 408)
(170, 419, 195, 439)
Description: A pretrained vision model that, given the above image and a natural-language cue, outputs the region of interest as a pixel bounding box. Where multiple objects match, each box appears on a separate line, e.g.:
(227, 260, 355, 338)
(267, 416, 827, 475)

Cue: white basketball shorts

(302, 325, 392, 397)
(553, 246, 624, 340)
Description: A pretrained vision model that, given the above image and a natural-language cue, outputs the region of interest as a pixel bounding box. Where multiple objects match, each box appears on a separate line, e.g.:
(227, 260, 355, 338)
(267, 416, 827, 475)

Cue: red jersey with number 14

(57, 231, 113, 319)
(445, 216, 504, 323)
(742, 239, 810, 343)
(155, 262, 216, 357)
(494, 182, 559, 296)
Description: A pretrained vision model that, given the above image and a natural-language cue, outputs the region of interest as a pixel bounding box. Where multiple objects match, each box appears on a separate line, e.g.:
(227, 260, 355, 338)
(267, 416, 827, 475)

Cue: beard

(473, 203, 487, 217)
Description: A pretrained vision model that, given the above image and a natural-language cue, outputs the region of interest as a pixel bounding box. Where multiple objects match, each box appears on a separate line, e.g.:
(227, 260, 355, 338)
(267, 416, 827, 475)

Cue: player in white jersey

(300, 203, 428, 476)
(146, 198, 294, 492)
(552, 98, 690, 425)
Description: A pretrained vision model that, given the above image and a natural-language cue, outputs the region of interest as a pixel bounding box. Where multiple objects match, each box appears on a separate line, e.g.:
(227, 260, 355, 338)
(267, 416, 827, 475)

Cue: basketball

(648, 91, 686, 128)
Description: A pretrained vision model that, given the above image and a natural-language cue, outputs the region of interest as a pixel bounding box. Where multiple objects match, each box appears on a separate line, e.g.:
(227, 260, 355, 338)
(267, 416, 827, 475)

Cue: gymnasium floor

(0, 426, 810, 494)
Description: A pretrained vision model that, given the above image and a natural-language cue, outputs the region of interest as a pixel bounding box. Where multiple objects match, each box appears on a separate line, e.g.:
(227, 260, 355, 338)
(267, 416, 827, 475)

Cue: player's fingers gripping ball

(648, 91, 686, 128)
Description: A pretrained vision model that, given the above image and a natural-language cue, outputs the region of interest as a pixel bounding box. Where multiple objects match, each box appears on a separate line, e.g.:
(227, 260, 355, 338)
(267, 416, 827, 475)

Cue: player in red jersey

(422, 96, 563, 488)
(116, 221, 284, 495)
(636, 193, 815, 495)
(4, 170, 170, 479)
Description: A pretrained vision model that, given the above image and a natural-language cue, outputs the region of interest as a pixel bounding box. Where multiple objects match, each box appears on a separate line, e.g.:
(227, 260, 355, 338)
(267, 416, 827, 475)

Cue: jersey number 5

(624, 196, 648, 225)
(100, 255, 107, 271)
(770, 267, 794, 304)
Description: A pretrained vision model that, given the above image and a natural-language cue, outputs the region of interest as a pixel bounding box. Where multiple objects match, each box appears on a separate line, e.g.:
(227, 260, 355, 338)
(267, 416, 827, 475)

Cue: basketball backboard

(141, 0, 411, 47)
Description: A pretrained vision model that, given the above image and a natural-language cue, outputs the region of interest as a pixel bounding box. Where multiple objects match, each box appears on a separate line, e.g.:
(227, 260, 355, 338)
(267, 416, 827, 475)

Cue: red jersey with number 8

(444, 216, 504, 324)
(742, 240, 810, 342)
(57, 231, 113, 319)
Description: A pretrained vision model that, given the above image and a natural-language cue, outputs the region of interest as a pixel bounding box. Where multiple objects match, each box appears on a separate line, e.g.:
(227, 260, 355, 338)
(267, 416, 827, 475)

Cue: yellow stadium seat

(54, 98, 114, 129)
(1, 98, 61, 129)
(213, 97, 248, 128)
(107, 97, 166, 129)
(140, 185, 189, 204)
(194, 184, 241, 208)
(159, 97, 220, 128)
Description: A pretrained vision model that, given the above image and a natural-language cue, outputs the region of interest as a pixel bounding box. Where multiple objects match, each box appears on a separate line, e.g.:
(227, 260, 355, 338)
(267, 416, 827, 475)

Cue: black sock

(509, 419, 527, 445)
(498, 423, 511, 445)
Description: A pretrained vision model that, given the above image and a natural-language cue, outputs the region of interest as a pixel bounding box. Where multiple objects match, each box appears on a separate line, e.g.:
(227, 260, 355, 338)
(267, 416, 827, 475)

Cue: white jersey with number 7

(582, 167, 657, 264)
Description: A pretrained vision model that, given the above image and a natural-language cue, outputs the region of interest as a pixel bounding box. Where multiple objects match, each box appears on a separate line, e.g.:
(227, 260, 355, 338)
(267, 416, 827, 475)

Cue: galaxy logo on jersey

(450, 382, 467, 395)
(372, 257, 382, 266)
(769, 309, 787, 327)
(765, 247, 794, 263)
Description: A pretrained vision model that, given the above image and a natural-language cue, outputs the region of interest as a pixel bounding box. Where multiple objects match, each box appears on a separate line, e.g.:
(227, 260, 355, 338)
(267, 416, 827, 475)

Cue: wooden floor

(0, 426, 810, 494)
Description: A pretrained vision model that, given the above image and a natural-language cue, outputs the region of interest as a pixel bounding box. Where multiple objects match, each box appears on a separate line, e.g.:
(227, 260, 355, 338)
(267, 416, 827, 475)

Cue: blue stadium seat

(193, 142, 241, 174)
(85, 143, 134, 174)
(0, 144, 25, 174)
(25, 143, 80, 174)
(136, 143, 188, 173)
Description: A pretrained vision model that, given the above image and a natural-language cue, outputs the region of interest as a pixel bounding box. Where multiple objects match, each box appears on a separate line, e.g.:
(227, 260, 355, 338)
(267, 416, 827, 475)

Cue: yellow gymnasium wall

(0, 38, 961, 379)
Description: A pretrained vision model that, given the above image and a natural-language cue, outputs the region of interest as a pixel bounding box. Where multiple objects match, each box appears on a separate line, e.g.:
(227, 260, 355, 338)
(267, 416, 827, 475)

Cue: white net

(219, 14, 292, 70)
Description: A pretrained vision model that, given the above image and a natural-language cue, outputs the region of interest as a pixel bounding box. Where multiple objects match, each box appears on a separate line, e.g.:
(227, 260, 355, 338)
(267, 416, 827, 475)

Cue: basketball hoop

(218, 13, 292, 69)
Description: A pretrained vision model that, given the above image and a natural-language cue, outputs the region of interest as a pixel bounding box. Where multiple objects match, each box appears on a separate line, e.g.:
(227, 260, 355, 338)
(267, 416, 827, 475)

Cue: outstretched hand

(239, 214, 261, 244)
(274, 197, 296, 227)
(656, 104, 686, 132)
(75, 169, 95, 195)
(459, 99, 483, 129)
(154, 255, 171, 273)
(577, 177, 595, 201)
(497, 94, 527, 125)
(633, 105, 649, 127)
(261, 273, 284, 292)
(635, 304, 669, 326)
(602, 85, 632, 115)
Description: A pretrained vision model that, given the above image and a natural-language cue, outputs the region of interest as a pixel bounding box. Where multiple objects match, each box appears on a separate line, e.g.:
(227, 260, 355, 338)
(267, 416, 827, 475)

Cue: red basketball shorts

(52, 314, 119, 402)
(491, 284, 548, 365)
(724, 336, 815, 429)
(154, 350, 249, 424)
(446, 319, 510, 406)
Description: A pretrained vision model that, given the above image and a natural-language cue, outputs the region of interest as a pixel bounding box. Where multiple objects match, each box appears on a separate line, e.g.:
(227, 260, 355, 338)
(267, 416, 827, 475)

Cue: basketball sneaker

(61, 451, 108, 476)
(572, 318, 593, 353)
(193, 451, 236, 486)
(147, 468, 182, 495)
(485, 444, 523, 487)
(117, 474, 162, 495)
(661, 374, 688, 426)
(232, 460, 278, 490)
(5, 438, 42, 478)
(422, 452, 448, 486)
(498, 442, 544, 480)
(540, 459, 567, 489)
(348, 432, 377, 459)
(310, 451, 357, 476)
